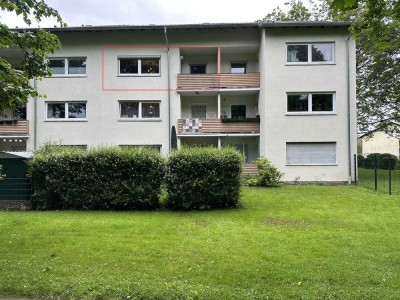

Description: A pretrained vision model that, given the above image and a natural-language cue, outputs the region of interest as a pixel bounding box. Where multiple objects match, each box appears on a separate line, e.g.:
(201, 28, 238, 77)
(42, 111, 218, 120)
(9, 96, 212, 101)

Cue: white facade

(0, 22, 357, 182)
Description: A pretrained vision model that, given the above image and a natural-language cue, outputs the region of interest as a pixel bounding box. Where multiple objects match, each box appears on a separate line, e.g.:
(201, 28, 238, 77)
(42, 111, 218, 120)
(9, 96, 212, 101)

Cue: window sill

(46, 75, 87, 78)
(285, 62, 336, 66)
(117, 74, 161, 77)
(286, 163, 338, 166)
(44, 119, 88, 122)
(118, 119, 162, 122)
(286, 112, 337, 116)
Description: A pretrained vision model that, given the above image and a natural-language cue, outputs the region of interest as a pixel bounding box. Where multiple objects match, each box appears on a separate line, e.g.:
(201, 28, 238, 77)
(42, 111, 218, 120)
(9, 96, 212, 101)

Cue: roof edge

(12, 21, 351, 33)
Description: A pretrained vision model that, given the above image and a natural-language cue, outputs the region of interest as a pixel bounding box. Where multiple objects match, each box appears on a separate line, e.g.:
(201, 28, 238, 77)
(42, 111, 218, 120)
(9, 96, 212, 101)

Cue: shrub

(363, 153, 398, 170)
(29, 145, 165, 210)
(364, 153, 379, 169)
(245, 157, 284, 187)
(379, 153, 398, 170)
(357, 155, 365, 168)
(165, 147, 242, 210)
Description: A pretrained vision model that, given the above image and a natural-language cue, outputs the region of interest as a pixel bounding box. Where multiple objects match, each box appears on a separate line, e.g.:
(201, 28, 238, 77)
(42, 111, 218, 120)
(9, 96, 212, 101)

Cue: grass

(1, 185, 400, 299)
(358, 167, 400, 194)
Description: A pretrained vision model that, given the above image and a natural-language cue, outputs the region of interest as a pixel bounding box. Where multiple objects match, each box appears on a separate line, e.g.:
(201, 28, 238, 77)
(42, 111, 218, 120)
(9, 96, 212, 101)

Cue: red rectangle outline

(101, 45, 221, 92)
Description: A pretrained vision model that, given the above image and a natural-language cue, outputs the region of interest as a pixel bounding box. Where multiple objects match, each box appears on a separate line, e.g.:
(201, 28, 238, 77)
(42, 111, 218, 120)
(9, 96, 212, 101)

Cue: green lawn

(358, 167, 400, 194)
(1, 185, 400, 299)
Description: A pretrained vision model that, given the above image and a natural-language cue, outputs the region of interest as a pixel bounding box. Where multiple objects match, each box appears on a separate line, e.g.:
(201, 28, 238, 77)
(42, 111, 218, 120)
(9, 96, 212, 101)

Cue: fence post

(388, 155, 392, 195)
(354, 154, 357, 185)
(374, 154, 378, 191)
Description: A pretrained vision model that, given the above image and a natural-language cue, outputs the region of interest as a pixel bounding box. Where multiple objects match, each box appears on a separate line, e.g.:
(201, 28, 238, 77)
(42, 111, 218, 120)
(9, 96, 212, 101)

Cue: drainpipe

(33, 78, 37, 150)
(346, 34, 352, 184)
(164, 27, 171, 153)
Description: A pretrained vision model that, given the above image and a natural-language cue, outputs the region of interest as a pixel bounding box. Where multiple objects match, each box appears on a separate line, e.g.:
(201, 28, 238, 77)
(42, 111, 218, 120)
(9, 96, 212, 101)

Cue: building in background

(360, 123, 400, 157)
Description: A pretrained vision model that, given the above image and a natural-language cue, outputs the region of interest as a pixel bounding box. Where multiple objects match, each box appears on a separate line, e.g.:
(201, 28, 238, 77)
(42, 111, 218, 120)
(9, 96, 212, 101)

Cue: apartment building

(0, 22, 357, 182)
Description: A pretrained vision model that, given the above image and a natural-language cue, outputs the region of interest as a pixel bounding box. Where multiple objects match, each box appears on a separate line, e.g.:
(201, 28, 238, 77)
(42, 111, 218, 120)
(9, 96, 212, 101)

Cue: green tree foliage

(258, 0, 312, 21)
(0, 0, 65, 112)
(352, 0, 400, 136)
(258, 0, 400, 137)
(329, 0, 358, 12)
(258, 0, 335, 22)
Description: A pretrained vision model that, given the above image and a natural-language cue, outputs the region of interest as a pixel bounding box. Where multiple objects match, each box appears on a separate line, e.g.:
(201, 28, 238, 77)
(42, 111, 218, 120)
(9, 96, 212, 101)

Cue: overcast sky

(0, 0, 302, 28)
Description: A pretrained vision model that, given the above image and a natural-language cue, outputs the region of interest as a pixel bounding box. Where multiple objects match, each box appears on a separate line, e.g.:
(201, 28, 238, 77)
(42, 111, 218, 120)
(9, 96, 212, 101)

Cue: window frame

(286, 43, 335, 65)
(118, 56, 161, 76)
(230, 104, 247, 119)
(286, 92, 336, 115)
(119, 145, 162, 152)
(45, 101, 87, 121)
(230, 62, 247, 74)
(118, 100, 161, 121)
(286, 142, 337, 166)
(189, 63, 207, 74)
(190, 103, 207, 119)
(48, 57, 87, 77)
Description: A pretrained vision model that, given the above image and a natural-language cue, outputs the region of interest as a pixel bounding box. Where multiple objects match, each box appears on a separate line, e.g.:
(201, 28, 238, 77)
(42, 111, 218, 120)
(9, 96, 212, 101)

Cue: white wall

(27, 31, 174, 154)
(180, 96, 218, 119)
(262, 27, 357, 182)
(23, 26, 357, 182)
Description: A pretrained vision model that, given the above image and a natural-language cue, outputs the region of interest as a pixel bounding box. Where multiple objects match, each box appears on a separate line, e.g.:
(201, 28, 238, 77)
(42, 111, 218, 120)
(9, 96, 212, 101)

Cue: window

(119, 57, 160, 75)
(190, 64, 206, 74)
(13, 106, 26, 120)
(287, 93, 334, 114)
(191, 105, 207, 119)
(120, 145, 161, 152)
(54, 145, 87, 150)
(231, 63, 246, 74)
(286, 142, 336, 165)
(48, 58, 86, 75)
(231, 105, 246, 118)
(46, 102, 87, 120)
(287, 43, 334, 63)
(119, 101, 160, 119)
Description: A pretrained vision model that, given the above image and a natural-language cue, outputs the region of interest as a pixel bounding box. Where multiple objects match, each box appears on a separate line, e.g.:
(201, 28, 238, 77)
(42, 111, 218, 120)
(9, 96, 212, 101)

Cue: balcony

(177, 73, 260, 90)
(178, 119, 260, 134)
(0, 120, 29, 136)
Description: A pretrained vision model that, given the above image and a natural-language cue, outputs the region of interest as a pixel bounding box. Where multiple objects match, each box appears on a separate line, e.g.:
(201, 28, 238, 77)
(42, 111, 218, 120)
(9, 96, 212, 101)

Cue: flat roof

(14, 21, 350, 33)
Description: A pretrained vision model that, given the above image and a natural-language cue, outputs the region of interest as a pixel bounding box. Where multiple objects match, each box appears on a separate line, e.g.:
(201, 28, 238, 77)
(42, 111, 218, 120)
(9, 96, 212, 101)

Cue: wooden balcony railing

(177, 72, 260, 90)
(178, 119, 260, 134)
(0, 120, 29, 135)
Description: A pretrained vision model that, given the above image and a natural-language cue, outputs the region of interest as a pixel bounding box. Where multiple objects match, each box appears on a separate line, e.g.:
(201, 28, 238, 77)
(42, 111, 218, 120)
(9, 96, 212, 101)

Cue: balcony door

(190, 64, 206, 74)
(191, 105, 207, 119)
(233, 144, 250, 163)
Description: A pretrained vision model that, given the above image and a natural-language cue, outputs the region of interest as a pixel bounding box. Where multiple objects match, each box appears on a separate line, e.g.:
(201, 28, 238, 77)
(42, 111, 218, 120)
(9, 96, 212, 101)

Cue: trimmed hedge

(357, 155, 365, 168)
(165, 147, 242, 210)
(29, 145, 165, 210)
(380, 153, 398, 170)
(363, 153, 398, 170)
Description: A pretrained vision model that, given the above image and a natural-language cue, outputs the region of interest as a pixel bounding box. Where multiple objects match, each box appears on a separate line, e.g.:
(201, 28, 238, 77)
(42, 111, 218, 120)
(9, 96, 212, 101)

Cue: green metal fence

(356, 154, 400, 195)
(0, 177, 32, 201)
(0, 157, 32, 207)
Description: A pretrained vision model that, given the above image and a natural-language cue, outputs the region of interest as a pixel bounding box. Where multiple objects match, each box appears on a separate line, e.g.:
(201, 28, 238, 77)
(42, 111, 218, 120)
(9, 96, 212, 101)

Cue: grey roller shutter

(286, 142, 336, 165)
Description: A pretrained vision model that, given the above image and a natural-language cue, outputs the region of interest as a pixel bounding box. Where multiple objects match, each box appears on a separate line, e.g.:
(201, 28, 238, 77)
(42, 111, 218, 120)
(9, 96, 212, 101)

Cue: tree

(334, 0, 400, 136)
(0, 0, 65, 113)
(258, 0, 400, 137)
(258, 0, 312, 21)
